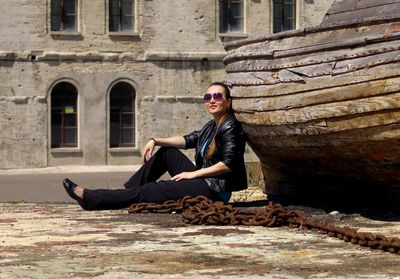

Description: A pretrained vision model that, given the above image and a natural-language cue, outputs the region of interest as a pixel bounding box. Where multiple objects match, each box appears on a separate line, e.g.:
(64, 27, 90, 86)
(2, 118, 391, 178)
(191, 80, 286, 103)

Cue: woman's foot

(63, 178, 87, 209)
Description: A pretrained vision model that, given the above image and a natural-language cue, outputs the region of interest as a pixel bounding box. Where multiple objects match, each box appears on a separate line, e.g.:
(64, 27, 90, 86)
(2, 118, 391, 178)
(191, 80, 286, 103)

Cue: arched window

(51, 82, 78, 148)
(109, 82, 135, 147)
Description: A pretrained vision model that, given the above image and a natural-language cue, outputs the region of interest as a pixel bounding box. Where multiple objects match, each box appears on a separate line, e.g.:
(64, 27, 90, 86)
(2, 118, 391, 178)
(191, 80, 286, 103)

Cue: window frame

(271, 0, 297, 33)
(50, 81, 79, 149)
(48, 0, 81, 35)
(217, 0, 248, 38)
(108, 81, 137, 149)
(107, 0, 142, 36)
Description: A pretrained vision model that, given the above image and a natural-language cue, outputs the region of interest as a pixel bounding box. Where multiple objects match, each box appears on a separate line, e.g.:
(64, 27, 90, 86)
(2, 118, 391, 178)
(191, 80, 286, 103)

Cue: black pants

(83, 147, 220, 210)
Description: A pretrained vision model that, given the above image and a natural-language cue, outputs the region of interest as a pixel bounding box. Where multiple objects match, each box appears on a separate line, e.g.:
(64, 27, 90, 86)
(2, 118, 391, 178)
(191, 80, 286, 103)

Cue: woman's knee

(156, 146, 184, 160)
(157, 146, 180, 154)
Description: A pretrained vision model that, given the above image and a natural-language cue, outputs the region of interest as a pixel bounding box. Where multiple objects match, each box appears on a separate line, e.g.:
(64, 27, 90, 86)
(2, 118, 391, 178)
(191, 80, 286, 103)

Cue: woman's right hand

(141, 138, 157, 163)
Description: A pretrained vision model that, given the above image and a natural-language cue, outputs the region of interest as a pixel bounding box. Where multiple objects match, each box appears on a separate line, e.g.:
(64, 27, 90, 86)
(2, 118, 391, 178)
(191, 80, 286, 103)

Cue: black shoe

(63, 178, 85, 207)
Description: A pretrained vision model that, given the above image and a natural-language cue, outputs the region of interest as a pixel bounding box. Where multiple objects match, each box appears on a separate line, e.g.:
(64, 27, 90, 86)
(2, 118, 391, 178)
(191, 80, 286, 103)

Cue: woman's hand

(170, 171, 198, 181)
(171, 162, 231, 181)
(141, 136, 187, 164)
(141, 138, 156, 163)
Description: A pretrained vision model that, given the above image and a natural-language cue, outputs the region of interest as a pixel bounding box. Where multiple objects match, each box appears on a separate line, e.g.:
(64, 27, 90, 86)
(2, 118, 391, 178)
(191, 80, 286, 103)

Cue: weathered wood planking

(226, 39, 400, 73)
(325, 0, 400, 15)
(323, 3, 400, 24)
(233, 77, 400, 112)
(229, 62, 400, 98)
(250, 143, 400, 186)
(225, 24, 400, 72)
(226, 49, 400, 85)
(225, 20, 400, 61)
(355, 0, 400, 9)
(322, 0, 400, 24)
(244, 126, 400, 157)
(224, 0, 400, 203)
(237, 110, 400, 137)
(235, 93, 400, 126)
(245, 126, 400, 175)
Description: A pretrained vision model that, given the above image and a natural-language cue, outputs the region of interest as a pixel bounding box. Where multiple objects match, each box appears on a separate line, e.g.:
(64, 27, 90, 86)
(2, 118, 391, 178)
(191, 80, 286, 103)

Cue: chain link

(128, 195, 400, 255)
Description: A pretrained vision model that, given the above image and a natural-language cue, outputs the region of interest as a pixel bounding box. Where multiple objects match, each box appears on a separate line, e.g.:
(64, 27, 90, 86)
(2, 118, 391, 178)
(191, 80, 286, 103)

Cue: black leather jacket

(183, 114, 248, 192)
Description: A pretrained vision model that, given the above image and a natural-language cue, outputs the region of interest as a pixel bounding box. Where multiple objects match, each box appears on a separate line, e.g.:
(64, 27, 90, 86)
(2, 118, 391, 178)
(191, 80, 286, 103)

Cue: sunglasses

(203, 92, 225, 102)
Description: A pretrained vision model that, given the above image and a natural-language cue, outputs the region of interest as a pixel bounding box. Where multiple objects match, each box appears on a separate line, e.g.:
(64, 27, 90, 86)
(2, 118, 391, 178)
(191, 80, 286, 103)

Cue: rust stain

(371, 152, 385, 161)
(385, 23, 400, 36)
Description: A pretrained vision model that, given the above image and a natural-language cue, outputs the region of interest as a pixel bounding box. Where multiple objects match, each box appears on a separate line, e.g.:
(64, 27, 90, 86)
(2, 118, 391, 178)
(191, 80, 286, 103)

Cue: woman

(63, 82, 248, 210)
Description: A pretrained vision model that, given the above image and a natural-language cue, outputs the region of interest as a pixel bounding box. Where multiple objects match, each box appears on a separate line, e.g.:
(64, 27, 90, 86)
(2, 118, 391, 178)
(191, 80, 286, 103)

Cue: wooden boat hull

(224, 0, 400, 205)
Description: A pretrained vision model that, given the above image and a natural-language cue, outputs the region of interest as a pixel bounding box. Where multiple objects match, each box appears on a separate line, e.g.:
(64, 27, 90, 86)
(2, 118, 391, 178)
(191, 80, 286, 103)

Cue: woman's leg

(124, 147, 196, 188)
(138, 179, 219, 204)
(83, 178, 220, 210)
(82, 187, 141, 210)
(79, 147, 203, 210)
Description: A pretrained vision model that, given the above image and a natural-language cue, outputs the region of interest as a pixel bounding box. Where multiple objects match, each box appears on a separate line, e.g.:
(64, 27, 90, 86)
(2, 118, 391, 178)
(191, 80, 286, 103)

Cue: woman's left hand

(170, 172, 197, 181)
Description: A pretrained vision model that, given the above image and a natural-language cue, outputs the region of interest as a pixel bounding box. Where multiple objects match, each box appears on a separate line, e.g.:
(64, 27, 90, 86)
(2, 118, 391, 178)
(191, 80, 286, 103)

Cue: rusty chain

(128, 195, 400, 255)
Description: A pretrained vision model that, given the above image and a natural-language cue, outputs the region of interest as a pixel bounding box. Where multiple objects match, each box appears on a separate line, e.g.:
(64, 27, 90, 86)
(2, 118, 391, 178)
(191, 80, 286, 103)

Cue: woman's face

(204, 85, 232, 118)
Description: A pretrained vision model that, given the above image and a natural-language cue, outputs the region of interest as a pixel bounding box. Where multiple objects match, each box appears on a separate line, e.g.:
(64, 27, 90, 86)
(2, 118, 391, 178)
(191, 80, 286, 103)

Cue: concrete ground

(0, 166, 400, 278)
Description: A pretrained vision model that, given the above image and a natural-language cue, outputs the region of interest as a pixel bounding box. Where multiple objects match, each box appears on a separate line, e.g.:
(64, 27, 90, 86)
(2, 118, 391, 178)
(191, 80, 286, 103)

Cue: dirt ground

(1, 195, 400, 278)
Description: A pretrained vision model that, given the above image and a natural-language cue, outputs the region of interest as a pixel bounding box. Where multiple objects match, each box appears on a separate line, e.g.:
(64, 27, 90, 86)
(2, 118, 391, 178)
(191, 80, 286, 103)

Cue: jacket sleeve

(183, 120, 213, 149)
(219, 123, 246, 170)
(183, 130, 200, 149)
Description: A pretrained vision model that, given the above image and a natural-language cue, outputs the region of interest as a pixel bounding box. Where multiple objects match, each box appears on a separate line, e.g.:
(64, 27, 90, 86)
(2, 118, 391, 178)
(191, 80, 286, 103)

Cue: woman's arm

(170, 162, 231, 181)
(141, 136, 186, 163)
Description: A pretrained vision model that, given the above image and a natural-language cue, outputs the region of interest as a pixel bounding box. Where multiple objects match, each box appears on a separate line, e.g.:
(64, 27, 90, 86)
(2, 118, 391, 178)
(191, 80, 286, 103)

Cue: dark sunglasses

(203, 92, 225, 102)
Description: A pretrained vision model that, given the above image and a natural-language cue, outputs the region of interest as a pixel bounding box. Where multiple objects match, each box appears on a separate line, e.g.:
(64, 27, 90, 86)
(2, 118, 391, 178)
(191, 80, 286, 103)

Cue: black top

(183, 114, 248, 192)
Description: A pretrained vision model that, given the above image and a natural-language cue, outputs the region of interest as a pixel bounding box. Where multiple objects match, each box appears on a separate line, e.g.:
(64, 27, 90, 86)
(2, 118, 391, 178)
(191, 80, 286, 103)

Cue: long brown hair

(205, 82, 233, 161)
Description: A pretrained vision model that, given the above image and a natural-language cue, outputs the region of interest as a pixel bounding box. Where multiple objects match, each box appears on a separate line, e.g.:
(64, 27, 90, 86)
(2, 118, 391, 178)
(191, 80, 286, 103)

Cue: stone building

(0, 0, 332, 169)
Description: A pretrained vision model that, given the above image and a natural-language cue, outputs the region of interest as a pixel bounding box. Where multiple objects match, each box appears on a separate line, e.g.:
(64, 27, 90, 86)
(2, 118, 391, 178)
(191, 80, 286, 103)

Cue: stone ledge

(108, 147, 140, 154)
(142, 96, 203, 102)
(0, 51, 226, 62)
(0, 96, 46, 104)
(144, 51, 226, 61)
(0, 96, 29, 104)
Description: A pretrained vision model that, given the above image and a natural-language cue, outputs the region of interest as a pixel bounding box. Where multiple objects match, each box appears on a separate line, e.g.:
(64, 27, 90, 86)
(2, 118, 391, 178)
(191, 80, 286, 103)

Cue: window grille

(51, 0, 77, 31)
(219, 0, 244, 33)
(273, 0, 296, 33)
(109, 0, 135, 32)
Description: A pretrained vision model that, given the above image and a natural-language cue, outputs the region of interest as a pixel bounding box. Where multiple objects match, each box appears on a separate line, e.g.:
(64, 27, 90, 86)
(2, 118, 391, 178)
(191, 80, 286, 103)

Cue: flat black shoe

(63, 178, 85, 206)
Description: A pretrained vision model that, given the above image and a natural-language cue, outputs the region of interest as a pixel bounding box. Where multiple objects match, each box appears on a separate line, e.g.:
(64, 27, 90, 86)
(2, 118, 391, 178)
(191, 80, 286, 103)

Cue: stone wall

(0, 0, 333, 169)
(0, 95, 47, 169)
(0, 57, 226, 168)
